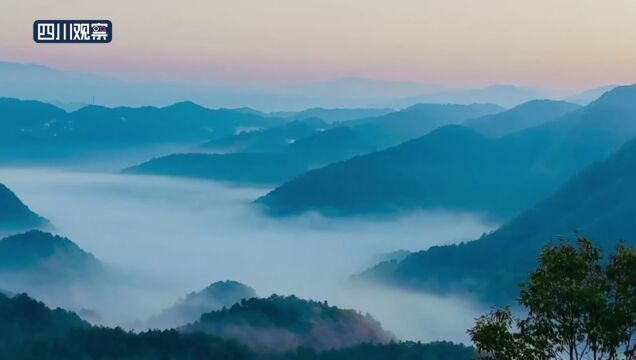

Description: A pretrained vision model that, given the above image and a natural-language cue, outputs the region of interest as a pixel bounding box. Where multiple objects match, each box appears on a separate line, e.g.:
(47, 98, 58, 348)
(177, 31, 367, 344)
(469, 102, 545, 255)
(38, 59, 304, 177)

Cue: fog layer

(0, 168, 495, 342)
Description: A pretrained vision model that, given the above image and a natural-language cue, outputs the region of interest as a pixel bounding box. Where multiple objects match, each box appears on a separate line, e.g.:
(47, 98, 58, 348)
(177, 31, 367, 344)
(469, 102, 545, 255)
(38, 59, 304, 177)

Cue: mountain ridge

(258, 85, 636, 219)
(361, 134, 636, 302)
(0, 183, 49, 231)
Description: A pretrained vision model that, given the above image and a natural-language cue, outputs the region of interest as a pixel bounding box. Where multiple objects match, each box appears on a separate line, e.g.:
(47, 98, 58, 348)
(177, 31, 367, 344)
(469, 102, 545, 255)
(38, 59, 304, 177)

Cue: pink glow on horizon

(1, 0, 635, 90)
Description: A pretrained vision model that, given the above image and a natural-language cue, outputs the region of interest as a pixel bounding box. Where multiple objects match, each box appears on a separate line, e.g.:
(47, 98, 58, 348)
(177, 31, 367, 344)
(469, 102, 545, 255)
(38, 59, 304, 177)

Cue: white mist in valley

(0, 167, 496, 343)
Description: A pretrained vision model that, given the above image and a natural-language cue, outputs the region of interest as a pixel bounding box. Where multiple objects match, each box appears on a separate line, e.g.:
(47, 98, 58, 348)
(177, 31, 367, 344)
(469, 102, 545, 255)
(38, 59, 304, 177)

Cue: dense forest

(0, 292, 474, 360)
(0, 327, 475, 360)
(470, 238, 636, 360)
(0, 292, 89, 347)
(182, 295, 395, 351)
(362, 133, 636, 303)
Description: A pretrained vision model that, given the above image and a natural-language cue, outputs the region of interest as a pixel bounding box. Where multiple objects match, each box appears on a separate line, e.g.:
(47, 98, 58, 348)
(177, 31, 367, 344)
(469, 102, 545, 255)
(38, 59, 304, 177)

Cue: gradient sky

(1, 0, 635, 89)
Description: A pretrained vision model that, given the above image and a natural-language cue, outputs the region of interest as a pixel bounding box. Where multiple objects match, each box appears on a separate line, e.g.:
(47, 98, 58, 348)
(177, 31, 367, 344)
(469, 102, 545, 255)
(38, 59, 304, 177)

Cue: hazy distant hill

(181, 295, 394, 351)
(148, 280, 256, 329)
(0, 184, 48, 231)
(0, 61, 443, 111)
(0, 295, 475, 359)
(344, 103, 503, 148)
(0, 292, 89, 348)
(0, 98, 66, 130)
(362, 134, 636, 303)
(124, 152, 309, 185)
(47, 100, 90, 112)
(279, 77, 441, 105)
(271, 107, 395, 123)
(565, 85, 618, 105)
(259, 85, 636, 219)
(128, 125, 380, 184)
(286, 126, 378, 166)
(127, 103, 498, 184)
(0, 98, 287, 162)
(386, 85, 552, 108)
(202, 118, 327, 153)
(60, 101, 285, 145)
(464, 100, 580, 137)
(0, 231, 102, 287)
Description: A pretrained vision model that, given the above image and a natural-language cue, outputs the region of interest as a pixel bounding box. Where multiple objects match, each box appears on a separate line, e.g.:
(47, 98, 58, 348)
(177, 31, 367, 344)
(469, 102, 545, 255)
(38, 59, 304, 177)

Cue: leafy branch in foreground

(469, 237, 636, 360)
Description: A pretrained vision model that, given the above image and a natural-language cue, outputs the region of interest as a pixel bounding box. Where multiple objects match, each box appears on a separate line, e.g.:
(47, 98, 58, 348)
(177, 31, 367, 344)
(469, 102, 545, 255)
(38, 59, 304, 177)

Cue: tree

(468, 307, 538, 360)
(469, 237, 636, 360)
(605, 244, 636, 359)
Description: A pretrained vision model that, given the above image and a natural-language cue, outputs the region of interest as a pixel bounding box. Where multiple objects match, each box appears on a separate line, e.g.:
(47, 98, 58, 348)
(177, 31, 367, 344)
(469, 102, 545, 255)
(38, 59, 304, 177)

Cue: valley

(0, 167, 494, 342)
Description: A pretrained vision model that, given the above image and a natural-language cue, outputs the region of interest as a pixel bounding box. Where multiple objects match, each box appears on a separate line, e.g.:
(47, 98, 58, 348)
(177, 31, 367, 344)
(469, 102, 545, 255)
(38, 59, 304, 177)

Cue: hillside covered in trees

(0, 184, 48, 231)
(259, 85, 636, 220)
(0, 291, 474, 360)
(362, 133, 636, 302)
(148, 280, 257, 329)
(181, 295, 395, 351)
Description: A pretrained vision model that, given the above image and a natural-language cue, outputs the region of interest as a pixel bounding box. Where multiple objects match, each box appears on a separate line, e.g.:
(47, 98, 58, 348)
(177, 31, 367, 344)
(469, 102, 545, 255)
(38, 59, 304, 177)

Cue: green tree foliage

(182, 295, 394, 351)
(0, 330, 474, 360)
(605, 244, 636, 359)
(469, 237, 636, 360)
(0, 292, 88, 348)
(272, 341, 476, 360)
(0, 292, 475, 359)
(0, 327, 251, 360)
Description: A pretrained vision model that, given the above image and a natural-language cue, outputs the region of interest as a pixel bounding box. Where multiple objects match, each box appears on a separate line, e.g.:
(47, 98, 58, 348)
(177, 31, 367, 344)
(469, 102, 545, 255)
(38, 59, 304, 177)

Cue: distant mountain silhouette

(124, 126, 380, 185)
(270, 107, 395, 123)
(123, 127, 377, 185)
(343, 103, 503, 148)
(63, 101, 285, 145)
(0, 230, 103, 298)
(565, 85, 618, 105)
(464, 100, 580, 137)
(148, 280, 256, 329)
(202, 118, 326, 153)
(0, 97, 66, 120)
(286, 126, 378, 166)
(386, 85, 553, 108)
(124, 152, 308, 185)
(127, 103, 497, 184)
(0, 184, 48, 231)
(181, 295, 394, 351)
(0, 98, 287, 162)
(226, 107, 267, 117)
(362, 134, 636, 303)
(0, 61, 444, 111)
(47, 100, 90, 112)
(259, 85, 636, 219)
(280, 77, 441, 104)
